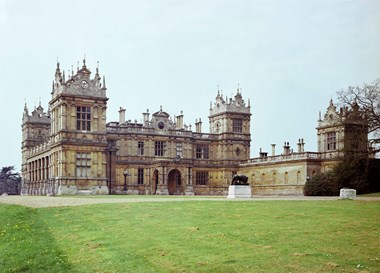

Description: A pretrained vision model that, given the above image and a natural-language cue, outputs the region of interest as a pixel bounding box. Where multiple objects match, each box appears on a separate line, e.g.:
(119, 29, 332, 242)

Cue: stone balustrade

(246, 152, 321, 165)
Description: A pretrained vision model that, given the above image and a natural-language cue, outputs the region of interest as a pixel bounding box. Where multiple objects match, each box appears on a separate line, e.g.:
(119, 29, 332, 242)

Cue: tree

(0, 166, 21, 194)
(335, 79, 380, 194)
(337, 79, 380, 156)
(333, 154, 369, 193)
(0, 166, 19, 180)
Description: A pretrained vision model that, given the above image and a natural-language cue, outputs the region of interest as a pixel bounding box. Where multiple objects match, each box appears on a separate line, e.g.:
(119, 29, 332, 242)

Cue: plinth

(227, 185, 252, 198)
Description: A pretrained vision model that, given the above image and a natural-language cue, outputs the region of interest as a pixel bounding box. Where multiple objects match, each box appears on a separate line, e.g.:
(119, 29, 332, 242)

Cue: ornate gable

(51, 59, 107, 99)
(318, 99, 341, 128)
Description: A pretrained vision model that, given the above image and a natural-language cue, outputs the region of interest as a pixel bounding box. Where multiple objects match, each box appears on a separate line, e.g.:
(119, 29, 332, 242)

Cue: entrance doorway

(167, 169, 181, 195)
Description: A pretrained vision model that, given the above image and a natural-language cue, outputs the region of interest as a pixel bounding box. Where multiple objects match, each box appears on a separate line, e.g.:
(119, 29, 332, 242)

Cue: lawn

(359, 192, 380, 197)
(0, 199, 379, 273)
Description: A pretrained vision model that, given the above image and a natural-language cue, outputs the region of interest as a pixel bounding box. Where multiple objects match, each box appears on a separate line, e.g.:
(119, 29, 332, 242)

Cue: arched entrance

(152, 170, 159, 195)
(167, 169, 181, 195)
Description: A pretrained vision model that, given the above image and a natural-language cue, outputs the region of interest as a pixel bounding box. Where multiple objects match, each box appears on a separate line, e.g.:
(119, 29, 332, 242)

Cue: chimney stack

(283, 142, 291, 155)
(119, 107, 126, 124)
(142, 109, 150, 125)
(271, 144, 276, 156)
(297, 139, 302, 153)
(195, 118, 202, 133)
(176, 111, 184, 129)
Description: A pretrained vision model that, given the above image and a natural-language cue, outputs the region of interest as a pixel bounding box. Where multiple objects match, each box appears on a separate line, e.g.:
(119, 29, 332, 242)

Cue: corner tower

(49, 59, 109, 194)
(317, 99, 368, 160)
(209, 87, 251, 162)
(21, 102, 51, 179)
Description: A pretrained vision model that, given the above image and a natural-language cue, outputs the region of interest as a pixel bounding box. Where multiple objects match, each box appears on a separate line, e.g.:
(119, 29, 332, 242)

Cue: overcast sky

(1, 0, 379, 171)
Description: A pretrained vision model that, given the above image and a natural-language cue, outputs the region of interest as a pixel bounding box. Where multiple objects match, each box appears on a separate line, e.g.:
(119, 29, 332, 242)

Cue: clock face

(158, 121, 165, 129)
(81, 80, 88, 89)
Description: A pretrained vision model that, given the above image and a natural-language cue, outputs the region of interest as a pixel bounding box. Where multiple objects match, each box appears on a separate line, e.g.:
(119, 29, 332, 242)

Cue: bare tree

(337, 79, 380, 155)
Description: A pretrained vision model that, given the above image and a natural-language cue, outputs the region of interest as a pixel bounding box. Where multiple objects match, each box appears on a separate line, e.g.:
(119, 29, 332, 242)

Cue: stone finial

(23, 101, 29, 115)
(95, 61, 100, 80)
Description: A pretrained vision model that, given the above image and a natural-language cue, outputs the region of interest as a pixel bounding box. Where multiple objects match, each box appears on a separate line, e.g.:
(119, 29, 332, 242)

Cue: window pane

(76, 106, 92, 131)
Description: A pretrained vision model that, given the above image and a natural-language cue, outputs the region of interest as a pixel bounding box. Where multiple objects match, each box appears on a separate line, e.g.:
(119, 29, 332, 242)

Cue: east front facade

(21, 59, 368, 196)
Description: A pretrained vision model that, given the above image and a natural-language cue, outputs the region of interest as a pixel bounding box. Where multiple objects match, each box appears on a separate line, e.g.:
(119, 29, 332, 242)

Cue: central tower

(209, 88, 251, 162)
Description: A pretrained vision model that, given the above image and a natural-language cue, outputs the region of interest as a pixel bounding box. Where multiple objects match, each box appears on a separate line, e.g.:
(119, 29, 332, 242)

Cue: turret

(209, 85, 251, 134)
(208, 85, 252, 161)
(316, 99, 368, 158)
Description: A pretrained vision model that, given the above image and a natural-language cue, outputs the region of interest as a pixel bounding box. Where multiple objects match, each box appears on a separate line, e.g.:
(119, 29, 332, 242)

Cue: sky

(0, 0, 379, 171)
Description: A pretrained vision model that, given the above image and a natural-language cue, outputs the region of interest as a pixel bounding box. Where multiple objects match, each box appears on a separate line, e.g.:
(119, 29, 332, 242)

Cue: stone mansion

(21, 59, 368, 195)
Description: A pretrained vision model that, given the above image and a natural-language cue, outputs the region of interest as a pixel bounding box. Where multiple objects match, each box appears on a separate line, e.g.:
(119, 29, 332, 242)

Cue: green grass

(1, 200, 379, 272)
(63, 194, 222, 199)
(359, 192, 380, 197)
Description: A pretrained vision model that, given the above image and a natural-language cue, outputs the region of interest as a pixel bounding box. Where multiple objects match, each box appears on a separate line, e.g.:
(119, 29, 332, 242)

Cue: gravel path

(0, 195, 378, 208)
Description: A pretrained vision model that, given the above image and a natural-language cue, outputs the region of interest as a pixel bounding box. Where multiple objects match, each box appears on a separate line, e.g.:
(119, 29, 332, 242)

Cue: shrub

(304, 172, 341, 196)
(304, 157, 380, 196)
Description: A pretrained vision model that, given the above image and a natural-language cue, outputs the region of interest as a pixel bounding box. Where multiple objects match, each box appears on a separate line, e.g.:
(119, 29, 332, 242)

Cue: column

(185, 166, 194, 196)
